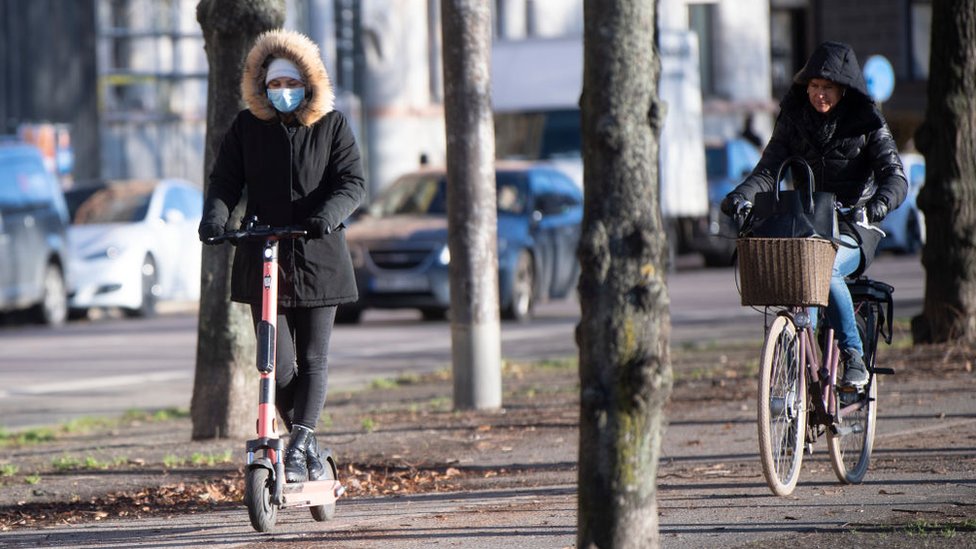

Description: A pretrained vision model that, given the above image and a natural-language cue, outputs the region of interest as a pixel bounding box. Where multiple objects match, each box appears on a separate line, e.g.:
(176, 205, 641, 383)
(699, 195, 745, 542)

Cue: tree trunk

(577, 1, 672, 548)
(440, 0, 502, 410)
(191, 0, 284, 440)
(912, 0, 976, 344)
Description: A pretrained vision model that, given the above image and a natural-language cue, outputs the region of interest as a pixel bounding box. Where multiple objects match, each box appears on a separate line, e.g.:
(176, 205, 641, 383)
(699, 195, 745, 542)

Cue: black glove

(304, 217, 332, 238)
(721, 193, 750, 218)
(198, 222, 223, 244)
(866, 198, 889, 223)
(721, 193, 753, 229)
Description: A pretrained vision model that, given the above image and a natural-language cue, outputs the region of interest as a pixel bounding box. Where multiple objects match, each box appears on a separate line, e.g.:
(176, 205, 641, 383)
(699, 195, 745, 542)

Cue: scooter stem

(257, 240, 279, 440)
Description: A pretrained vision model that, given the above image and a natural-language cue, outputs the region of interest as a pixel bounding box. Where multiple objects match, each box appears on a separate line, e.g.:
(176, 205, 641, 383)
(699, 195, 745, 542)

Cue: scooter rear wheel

(245, 467, 278, 532)
(310, 456, 337, 521)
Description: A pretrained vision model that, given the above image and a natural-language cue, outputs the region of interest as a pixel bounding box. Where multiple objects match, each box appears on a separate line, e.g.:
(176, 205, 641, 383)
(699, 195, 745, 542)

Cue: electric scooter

(209, 216, 345, 532)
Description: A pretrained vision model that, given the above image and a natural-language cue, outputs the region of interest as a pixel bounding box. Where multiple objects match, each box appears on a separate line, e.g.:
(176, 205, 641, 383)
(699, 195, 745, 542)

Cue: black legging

(250, 304, 336, 432)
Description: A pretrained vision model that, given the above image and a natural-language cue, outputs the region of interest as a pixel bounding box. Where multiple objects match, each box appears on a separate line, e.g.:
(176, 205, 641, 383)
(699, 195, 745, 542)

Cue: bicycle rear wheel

(828, 377, 877, 483)
(757, 315, 807, 496)
(828, 310, 878, 483)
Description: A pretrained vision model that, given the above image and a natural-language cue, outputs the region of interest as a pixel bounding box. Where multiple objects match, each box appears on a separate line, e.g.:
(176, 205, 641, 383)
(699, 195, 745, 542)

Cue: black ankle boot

(305, 432, 327, 481)
(284, 425, 313, 483)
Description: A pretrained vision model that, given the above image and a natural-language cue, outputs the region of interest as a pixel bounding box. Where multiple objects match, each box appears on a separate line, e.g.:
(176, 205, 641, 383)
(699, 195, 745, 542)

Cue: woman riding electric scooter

(199, 28, 366, 483)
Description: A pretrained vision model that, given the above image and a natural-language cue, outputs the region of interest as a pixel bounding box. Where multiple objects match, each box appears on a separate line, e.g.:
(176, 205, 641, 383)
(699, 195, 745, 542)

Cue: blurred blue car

(341, 163, 582, 323)
(878, 152, 925, 254)
(697, 138, 761, 267)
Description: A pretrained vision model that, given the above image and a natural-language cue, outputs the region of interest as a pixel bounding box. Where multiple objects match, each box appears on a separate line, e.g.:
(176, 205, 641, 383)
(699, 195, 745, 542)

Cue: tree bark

(191, 0, 284, 440)
(577, 1, 672, 548)
(912, 0, 976, 344)
(440, 0, 502, 410)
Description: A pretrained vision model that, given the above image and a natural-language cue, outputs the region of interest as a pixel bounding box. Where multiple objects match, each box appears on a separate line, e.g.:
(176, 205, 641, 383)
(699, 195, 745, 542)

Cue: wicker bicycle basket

(736, 237, 837, 307)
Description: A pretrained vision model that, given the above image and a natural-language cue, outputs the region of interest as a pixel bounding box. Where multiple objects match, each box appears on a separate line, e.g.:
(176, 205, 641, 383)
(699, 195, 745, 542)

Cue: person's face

(267, 77, 304, 90)
(807, 78, 844, 114)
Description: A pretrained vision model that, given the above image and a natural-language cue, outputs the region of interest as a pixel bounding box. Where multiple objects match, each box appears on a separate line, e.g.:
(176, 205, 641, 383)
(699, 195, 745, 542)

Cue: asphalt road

(0, 254, 924, 430)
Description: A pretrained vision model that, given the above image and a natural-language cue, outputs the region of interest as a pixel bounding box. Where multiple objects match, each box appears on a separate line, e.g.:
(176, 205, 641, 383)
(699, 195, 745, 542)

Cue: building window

(688, 3, 716, 96)
(770, 7, 806, 99)
(910, 1, 931, 79)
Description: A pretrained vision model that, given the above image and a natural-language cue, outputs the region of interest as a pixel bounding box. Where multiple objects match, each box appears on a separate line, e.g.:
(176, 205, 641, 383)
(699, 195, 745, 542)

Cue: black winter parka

(729, 42, 908, 267)
(201, 29, 366, 307)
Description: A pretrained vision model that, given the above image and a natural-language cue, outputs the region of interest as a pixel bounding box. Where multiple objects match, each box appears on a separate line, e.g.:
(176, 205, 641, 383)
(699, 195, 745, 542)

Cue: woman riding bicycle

(721, 41, 908, 389)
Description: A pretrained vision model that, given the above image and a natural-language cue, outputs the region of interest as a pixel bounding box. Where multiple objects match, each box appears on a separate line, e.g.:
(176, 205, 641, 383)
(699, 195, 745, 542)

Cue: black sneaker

(840, 348, 869, 389)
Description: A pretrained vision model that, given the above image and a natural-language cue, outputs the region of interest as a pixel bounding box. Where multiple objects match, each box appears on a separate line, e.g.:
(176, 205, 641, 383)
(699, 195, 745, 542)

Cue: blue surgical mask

(267, 87, 305, 113)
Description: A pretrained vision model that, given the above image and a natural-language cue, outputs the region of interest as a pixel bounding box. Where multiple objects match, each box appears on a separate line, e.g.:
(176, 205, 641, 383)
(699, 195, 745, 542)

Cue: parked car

(696, 137, 762, 267)
(0, 140, 72, 325)
(878, 152, 926, 254)
(65, 179, 202, 318)
(341, 163, 582, 323)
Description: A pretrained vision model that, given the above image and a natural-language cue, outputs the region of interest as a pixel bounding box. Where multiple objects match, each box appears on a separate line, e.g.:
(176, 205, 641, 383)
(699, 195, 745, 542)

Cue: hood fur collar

(242, 29, 334, 126)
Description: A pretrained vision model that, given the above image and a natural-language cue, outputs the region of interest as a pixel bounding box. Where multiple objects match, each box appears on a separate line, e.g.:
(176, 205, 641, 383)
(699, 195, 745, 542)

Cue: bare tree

(912, 0, 976, 344)
(440, 0, 502, 410)
(577, 1, 673, 547)
(191, 0, 284, 440)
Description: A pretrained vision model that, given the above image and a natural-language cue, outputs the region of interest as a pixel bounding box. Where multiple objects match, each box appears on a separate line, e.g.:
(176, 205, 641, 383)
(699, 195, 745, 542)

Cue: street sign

(864, 55, 895, 103)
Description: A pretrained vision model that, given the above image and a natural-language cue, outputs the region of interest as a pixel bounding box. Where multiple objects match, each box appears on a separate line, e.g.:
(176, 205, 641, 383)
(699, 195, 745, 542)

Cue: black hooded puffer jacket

(727, 41, 908, 265)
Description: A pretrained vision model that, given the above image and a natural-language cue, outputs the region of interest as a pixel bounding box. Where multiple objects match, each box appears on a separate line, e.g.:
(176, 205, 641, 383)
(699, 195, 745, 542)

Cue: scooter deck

(280, 479, 345, 508)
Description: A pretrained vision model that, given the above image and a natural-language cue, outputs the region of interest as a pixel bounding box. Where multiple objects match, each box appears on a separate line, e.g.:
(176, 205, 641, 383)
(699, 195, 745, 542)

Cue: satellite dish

(863, 55, 895, 103)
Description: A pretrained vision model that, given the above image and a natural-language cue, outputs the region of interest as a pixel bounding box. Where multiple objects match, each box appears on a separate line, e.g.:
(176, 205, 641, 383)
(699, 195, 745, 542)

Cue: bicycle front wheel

(757, 315, 807, 496)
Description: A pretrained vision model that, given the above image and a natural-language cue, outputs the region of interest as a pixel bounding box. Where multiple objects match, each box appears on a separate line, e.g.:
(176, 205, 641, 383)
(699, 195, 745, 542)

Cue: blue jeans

(810, 234, 863, 355)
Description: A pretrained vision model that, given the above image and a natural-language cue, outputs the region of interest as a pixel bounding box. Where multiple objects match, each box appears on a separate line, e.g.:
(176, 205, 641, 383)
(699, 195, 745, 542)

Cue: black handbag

(748, 156, 838, 240)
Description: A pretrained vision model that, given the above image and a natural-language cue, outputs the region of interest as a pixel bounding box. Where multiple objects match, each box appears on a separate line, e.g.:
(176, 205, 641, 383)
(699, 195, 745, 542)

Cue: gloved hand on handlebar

(721, 192, 753, 229)
(865, 197, 889, 223)
(198, 222, 223, 244)
(304, 217, 332, 239)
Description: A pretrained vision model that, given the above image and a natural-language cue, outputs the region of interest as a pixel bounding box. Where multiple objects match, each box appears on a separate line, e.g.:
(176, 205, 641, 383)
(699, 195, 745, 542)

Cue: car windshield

(66, 182, 154, 224)
(370, 172, 528, 218)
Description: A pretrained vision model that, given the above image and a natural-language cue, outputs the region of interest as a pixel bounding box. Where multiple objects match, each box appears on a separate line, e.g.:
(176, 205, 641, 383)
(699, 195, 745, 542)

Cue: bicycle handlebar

(206, 224, 307, 245)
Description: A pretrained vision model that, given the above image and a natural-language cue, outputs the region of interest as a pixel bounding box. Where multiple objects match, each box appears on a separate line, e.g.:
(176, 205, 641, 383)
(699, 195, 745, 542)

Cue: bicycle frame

(774, 305, 870, 440)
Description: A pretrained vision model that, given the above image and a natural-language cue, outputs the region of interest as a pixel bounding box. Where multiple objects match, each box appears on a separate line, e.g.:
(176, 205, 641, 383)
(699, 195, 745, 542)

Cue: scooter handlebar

(206, 225, 307, 245)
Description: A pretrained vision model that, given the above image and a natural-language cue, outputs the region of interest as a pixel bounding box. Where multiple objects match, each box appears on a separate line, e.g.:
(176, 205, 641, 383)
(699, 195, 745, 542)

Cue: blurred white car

(65, 179, 202, 317)
(878, 152, 926, 254)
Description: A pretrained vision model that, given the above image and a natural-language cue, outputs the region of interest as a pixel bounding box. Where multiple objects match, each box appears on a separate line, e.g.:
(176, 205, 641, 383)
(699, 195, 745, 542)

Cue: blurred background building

(0, 0, 932, 190)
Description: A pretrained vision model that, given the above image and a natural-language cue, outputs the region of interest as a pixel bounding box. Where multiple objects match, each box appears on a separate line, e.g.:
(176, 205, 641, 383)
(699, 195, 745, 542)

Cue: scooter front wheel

(245, 466, 278, 532)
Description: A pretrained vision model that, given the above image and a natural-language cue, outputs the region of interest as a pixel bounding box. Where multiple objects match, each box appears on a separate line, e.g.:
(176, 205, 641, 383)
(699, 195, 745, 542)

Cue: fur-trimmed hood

(242, 29, 334, 126)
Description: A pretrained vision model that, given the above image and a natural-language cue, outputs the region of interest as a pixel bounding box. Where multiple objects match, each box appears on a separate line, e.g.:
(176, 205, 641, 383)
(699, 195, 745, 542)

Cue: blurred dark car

(696, 138, 761, 267)
(65, 179, 202, 318)
(878, 152, 925, 254)
(0, 140, 72, 325)
(341, 163, 582, 323)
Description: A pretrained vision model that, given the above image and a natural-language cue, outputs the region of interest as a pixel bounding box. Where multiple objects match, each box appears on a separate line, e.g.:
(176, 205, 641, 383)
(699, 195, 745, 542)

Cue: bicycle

(208, 217, 344, 532)
(751, 266, 895, 496)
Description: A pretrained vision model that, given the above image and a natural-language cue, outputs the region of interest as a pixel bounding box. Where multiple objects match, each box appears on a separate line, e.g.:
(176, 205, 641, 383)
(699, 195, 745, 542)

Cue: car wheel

(420, 307, 448, 321)
(125, 256, 159, 318)
(703, 242, 736, 268)
(68, 308, 90, 321)
(335, 305, 363, 324)
(33, 263, 67, 326)
(502, 250, 534, 322)
(904, 209, 925, 254)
